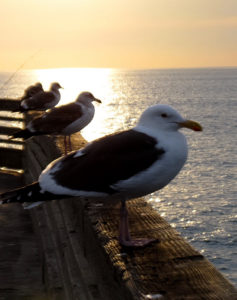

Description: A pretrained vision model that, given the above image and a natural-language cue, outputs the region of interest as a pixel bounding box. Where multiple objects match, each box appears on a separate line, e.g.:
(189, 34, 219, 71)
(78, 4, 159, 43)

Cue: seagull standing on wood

(15, 82, 63, 112)
(10, 92, 102, 154)
(1, 104, 202, 247)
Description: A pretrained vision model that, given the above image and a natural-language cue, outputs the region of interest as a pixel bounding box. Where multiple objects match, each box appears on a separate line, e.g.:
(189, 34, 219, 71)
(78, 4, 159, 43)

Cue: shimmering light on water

(0, 67, 236, 285)
(33, 68, 114, 104)
(33, 68, 124, 141)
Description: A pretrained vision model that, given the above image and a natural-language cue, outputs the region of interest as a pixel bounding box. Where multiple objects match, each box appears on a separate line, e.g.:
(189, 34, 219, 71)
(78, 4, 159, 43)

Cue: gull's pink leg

(119, 199, 159, 248)
(119, 200, 131, 242)
(68, 135, 72, 152)
(64, 136, 67, 155)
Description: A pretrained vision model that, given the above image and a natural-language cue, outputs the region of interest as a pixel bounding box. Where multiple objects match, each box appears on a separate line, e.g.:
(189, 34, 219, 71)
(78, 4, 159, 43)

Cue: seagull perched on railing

(10, 91, 102, 154)
(14, 82, 63, 112)
(1, 104, 202, 247)
(21, 82, 44, 100)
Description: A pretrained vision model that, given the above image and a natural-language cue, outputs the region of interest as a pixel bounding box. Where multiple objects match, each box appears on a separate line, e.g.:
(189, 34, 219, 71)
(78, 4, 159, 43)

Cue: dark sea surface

(0, 67, 236, 285)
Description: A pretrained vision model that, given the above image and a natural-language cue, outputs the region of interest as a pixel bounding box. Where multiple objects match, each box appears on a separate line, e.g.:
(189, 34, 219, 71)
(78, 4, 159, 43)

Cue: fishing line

(0, 49, 42, 91)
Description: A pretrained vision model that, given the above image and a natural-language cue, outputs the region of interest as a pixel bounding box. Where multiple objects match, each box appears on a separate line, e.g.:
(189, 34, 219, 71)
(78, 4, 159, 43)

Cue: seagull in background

(10, 91, 102, 154)
(2, 104, 202, 247)
(14, 82, 63, 112)
(21, 82, 44, 100)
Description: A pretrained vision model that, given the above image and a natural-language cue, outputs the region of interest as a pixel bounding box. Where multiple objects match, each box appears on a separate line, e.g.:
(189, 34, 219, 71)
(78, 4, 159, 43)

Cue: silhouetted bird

(21, 82, 43, 100)
(15, 82, 62, 112)
(11, 91, 102, 154)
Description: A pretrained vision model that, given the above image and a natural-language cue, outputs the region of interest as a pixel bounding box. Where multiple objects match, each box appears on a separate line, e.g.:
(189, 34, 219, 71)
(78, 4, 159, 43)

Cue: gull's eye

(161, 113, 168, 118)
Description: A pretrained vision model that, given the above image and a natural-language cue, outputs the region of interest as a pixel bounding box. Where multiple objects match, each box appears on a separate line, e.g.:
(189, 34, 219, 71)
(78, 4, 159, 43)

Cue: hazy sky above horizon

(1, 0, 237, 71)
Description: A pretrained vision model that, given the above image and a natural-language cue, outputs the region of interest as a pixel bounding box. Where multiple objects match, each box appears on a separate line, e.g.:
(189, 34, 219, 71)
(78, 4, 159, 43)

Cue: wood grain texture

(16, 106, 237, 299)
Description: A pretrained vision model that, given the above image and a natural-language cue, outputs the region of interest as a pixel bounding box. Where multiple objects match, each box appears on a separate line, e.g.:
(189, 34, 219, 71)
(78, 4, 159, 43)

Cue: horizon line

(1, 65, 237, 73)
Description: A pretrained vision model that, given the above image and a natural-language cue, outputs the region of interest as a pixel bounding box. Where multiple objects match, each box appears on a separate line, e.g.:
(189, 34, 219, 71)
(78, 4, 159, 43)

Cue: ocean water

(0, 67, 236, 286)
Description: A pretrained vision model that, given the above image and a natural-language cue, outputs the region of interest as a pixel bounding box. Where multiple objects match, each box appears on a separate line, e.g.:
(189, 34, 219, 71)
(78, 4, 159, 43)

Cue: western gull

(10, 91, 102, 154)
(15, 82, 63, 112)
(1, 104, 202, 247)
(21, 82, 44, 100)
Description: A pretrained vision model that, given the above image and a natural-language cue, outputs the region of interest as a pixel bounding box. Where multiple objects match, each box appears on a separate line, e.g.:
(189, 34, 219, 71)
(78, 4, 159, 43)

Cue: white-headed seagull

(1, 104, 202, 247)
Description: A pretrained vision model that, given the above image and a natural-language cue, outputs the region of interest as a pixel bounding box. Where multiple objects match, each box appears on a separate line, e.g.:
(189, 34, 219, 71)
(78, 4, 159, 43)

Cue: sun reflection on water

(34, 68, 114, 104)
(33, 68, 125, 141)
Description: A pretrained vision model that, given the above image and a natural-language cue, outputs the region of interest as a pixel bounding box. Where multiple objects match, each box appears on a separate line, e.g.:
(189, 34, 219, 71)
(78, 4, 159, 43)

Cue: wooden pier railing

(0, 98, 236, 300)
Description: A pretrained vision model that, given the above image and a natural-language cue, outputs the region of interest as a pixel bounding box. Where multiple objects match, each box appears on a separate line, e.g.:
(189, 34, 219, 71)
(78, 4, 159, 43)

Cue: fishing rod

(0, 49, 42, 91)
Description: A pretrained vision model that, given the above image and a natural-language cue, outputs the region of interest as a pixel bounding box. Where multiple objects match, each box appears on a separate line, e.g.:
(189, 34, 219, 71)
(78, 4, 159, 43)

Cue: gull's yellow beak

(179, 120, 203, 131)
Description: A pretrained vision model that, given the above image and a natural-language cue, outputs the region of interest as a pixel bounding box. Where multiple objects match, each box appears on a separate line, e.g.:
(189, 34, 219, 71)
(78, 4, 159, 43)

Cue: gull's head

(76, 91, 102, 104)
(137, 104, 202, 132)
(50, 82, 63, 90)
(35, 82, 43, 89)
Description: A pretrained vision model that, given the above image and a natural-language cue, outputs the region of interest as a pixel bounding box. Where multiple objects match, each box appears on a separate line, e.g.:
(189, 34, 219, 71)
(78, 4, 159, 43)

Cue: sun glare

(33, 68, 120, 141)
(33, 68, 113, 104)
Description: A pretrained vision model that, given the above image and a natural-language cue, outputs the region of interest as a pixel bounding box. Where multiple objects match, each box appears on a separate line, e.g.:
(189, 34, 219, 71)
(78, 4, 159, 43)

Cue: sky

(1, 0, 237, 71)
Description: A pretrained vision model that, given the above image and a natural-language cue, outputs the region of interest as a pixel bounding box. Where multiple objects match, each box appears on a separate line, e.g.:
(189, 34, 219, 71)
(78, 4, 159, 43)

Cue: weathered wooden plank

(85, 198, 237, 299)
(59, 199, 132, 300)
(0, 138, 24, 146)
(0, 172, 46, 299)
(44, 202, 75, 300)
(0, 147, 23, 169)
(30, 206, 65, 300)
(0, 116, 24, 122)
(0, 98, 20, 111)
(0, 125, 23, 135)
